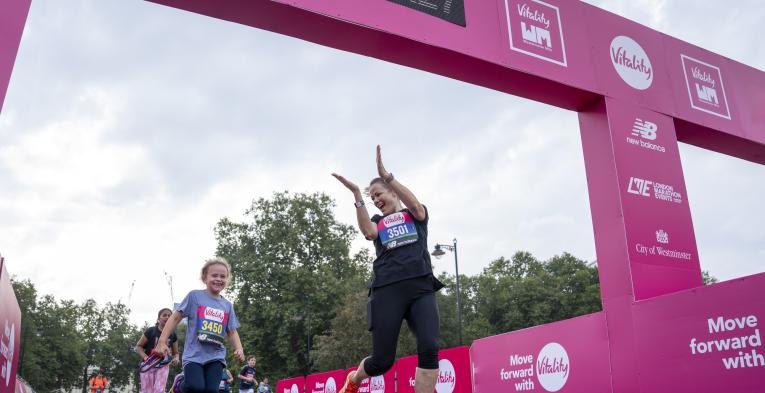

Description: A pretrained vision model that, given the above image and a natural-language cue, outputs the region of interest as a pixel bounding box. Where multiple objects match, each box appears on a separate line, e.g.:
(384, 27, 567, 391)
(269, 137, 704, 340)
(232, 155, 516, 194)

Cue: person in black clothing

(332, 145, 442, 393)
(135, 308, 180, 393)
(238, 356, 258, 393)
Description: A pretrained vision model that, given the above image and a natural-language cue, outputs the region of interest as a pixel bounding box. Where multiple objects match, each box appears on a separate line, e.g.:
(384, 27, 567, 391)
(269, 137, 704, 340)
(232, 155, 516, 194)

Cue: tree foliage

(215, 192, 370, 380)
(12, 279, 141, 393)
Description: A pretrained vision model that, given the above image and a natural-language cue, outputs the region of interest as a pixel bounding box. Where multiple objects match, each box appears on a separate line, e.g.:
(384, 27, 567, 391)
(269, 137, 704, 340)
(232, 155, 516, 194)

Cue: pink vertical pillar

(0, 0, 32, 113)
(579, 97, 703, 393)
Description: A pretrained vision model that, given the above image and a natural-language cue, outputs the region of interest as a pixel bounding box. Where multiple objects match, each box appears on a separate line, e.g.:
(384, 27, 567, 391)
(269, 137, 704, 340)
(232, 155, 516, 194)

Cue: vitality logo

(610, 35, 653, 90)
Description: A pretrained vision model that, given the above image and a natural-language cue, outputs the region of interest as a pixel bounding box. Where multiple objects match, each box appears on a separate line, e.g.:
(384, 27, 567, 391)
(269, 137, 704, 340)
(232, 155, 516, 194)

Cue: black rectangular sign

(386, 0, 466, 27)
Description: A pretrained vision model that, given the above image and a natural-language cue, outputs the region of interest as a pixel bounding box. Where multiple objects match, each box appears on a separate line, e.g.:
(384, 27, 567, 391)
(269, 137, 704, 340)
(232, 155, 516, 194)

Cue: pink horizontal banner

(396, 346, 471, 393)
(276, 376, 305, 393)
(0, 0, 32, 113)
(471, 312, 611, 393)
(632, 272, 765, 393)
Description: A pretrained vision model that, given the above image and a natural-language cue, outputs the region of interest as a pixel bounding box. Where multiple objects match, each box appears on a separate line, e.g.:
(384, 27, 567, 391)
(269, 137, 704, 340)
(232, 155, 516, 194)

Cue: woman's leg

(139, 368, 154, 393)
(405, 279, 441, 393)
(342, 282, 409, 393)
(154, 365, 171, 393)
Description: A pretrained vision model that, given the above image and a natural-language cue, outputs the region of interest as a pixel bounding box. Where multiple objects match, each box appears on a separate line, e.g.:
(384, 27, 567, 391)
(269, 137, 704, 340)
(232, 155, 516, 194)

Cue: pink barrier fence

(345, 366, 394, 393)
(0, 258, 22, 393)
(305, 369, 349, 393)
(275, 376, 304, 393)
(396, 346, 470, 393)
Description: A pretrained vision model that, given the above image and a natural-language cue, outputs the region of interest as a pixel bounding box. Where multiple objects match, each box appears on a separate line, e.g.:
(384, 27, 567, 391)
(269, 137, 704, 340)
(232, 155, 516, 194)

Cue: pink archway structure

(2, 1, 763, 393)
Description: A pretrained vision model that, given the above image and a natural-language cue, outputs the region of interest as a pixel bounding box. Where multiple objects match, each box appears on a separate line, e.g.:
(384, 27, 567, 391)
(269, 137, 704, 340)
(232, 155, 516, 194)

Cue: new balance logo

(632, 118, 657, 141)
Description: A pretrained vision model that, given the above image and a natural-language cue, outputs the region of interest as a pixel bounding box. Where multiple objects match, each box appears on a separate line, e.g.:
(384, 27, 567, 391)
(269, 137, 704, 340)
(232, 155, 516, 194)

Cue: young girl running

(135, 308, 180, 393)
(332, 145, 443, 393)
(155, 257, 246, 393)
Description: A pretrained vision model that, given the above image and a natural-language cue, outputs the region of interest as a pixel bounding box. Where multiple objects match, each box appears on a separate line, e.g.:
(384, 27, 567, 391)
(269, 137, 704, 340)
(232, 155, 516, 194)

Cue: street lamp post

(432, 238, 462, 346)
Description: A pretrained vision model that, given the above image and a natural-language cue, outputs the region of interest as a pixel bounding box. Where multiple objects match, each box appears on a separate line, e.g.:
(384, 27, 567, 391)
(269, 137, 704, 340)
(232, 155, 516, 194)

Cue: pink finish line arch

(1, 1, 763, 393)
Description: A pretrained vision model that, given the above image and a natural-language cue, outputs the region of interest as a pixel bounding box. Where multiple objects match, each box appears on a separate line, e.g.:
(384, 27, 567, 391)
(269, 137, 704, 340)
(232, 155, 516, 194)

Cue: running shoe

(170, 373, 185, 393)
(338, 371, 359, 393)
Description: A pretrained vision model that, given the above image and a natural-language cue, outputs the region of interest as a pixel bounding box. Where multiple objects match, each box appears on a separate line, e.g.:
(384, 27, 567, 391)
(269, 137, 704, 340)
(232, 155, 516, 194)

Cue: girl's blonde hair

(200, 257, 232, 284)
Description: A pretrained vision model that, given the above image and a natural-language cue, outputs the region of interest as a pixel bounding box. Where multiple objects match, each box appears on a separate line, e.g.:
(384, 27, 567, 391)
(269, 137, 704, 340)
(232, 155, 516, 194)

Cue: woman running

(332, 145, 443, 393)
(136, 308, 180, 393)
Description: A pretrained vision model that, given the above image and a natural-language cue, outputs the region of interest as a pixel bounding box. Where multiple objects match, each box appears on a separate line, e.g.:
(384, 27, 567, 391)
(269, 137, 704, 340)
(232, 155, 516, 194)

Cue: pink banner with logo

(0, 0, 31, 113)
(0, 259, 22, 393)
(632, 272, 765, 393)
(604, 97, 702, 299)
(346, 366, 394, 393)
(305, 369, 349, 393)
(396, 346, 470, 393)
(276, 376, 305, 393)
(471, 312, 611, 393)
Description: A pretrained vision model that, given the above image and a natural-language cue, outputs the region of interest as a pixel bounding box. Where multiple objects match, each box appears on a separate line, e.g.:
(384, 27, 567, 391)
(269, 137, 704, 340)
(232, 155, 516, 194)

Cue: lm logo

(521, 21, 551, 48)
(627, 177, 652, 197)
(696, 84, 719, 105)
(632, 118, 657, 141)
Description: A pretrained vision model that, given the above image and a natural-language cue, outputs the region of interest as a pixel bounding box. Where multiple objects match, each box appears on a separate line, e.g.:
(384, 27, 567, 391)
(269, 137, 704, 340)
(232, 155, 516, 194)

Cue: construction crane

(127, 280, 136, 305)
(164, 271, 175, 304)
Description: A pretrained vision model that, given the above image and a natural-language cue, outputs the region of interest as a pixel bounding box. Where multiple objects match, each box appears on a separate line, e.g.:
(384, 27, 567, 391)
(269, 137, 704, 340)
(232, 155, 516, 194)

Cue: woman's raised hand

(332, 173, 360, 194)
(376, 145, 390, 179)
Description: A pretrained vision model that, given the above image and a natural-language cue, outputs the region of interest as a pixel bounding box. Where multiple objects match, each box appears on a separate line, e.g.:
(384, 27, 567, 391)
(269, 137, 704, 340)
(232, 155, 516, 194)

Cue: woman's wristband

(383, 172, 394, 183)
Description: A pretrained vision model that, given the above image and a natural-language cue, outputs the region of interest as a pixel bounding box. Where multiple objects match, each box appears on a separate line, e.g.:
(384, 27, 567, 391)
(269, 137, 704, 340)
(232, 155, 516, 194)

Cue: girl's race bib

(196, 306, 228, 346)
(377, 211, 418, 250)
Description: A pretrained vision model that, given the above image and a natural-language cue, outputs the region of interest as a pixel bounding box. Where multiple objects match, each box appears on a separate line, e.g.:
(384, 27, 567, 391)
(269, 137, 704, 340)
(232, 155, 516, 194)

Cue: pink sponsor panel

(397, 346, 470, 393)
(632, 272, 765, 393)
(604, 97, 702, 299)
(0, 261, 22, 393)
(581, 3, 675, 115)
(471, 312, 611, 393)
(662, 36, 746, 138)
(276, 376, 305, 393)
(305, 369, 349, 393)
(346, 366, 394, 393)
(495, 0, 598, 94)
(0, 0, 32, 113)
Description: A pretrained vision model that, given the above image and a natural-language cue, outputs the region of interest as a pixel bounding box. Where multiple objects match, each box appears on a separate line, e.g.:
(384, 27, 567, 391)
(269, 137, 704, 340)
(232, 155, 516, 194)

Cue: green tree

(215, 192, 370, 379)
(13, 279, 85, 393)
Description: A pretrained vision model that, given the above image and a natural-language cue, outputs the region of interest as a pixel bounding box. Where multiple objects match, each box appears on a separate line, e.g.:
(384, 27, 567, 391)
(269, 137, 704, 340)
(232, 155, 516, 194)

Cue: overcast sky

(1, 0, 763, 327)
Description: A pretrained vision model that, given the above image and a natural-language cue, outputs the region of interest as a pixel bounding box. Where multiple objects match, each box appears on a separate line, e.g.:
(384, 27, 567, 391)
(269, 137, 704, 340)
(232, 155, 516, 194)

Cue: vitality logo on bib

(377, 211, 418, 250)
(197, 306, 228, 346)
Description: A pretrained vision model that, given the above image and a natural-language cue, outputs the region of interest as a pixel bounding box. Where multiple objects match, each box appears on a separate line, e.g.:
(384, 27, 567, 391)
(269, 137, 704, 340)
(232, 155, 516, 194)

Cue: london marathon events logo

(626, 177, 683, 204)
(505, 0, 567, 66)
(681, 54, 731, 120)
(499, 342, 570, 392)
(610, 35, 653, 90)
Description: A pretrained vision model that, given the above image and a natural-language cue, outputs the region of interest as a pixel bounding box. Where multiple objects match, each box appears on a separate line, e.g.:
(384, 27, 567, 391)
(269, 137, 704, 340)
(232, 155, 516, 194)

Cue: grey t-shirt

(177, 289, 241, 366)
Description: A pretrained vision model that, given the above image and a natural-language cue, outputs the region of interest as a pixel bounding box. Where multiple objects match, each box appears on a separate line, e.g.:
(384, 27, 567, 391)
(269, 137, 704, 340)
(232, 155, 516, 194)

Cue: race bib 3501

(377, 211, 418, 250)
(196, 306, 228, 346)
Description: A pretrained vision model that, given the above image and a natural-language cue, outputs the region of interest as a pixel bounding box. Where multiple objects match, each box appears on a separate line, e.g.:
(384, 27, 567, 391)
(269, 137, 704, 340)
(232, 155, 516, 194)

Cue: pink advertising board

(605, 97, 702, 299)
(276, 376, 305, 393)
(305, 369, 349, 393)
(632, 272, 765, 393)
(471, 312, 611, 393)
(0, 260, 22, 393)
(396, 346, 471, 393)
(345, 366, 394, 393)
(0, 0, 32, 113)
